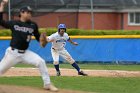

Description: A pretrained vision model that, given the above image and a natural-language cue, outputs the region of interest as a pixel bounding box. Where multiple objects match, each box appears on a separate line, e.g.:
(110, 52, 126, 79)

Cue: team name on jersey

(14, 25, 34, 33)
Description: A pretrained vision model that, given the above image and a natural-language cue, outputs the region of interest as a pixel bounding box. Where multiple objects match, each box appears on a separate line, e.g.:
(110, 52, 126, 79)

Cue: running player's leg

(22, 50, 51, 85)
(22, 50, 58, 91)
(60, 49, 87, 76)
(0, 47, 21, 75)
(51, 49, 60, 76)
(59, 49, 80, 72)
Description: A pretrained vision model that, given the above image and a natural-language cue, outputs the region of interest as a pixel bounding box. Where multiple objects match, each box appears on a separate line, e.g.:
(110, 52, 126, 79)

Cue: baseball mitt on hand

(40, 32, 48, 47)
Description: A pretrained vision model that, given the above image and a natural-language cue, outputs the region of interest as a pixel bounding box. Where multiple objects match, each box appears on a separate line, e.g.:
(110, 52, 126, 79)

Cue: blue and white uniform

(48, 32, 75, 64)
(47, 24, 87, 76)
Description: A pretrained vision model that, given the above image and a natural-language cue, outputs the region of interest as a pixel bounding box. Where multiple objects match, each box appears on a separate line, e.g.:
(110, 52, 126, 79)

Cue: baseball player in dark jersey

(0, 1, 58, 92)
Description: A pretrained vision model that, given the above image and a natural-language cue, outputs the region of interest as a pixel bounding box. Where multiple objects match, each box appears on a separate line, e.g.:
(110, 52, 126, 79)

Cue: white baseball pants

(0, 47, 51, 85)
(51, 48, 75, 65)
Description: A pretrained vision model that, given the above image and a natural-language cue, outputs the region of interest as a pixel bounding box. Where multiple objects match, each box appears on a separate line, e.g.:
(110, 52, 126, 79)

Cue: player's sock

(54, 64, 60, 72)
(71, 62, 80, 72)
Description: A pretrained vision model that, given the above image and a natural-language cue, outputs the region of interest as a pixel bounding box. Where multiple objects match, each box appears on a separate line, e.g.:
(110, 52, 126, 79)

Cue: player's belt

(11, 47, 26, 53)
(52, 47, 63, 51)
(52, 48, 56, 50)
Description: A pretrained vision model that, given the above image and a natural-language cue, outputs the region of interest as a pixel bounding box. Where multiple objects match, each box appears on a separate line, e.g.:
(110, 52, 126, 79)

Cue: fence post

(8, 0, 11, 21)
(90, 0, 94, 30)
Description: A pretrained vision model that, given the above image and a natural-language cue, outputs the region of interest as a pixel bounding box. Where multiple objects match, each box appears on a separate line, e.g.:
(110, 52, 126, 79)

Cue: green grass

(0, 76, 140, 93)
(14, 63, 140, 71)
(14, 63, 35, 68)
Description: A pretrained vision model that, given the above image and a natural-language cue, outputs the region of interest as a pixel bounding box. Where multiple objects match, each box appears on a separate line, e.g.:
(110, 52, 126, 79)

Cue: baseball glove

(40, 32, 48, 47)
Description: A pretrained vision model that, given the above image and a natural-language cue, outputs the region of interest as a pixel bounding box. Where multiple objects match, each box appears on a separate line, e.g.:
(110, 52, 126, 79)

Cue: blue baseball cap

(58, 24, 66, 29)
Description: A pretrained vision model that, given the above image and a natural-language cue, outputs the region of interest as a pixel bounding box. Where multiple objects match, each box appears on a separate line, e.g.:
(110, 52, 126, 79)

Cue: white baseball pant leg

(51, 49, 59, 65)
(21, 50, 51, 85)
(59, 49, 75, 64)
(0, 47, 22, 75)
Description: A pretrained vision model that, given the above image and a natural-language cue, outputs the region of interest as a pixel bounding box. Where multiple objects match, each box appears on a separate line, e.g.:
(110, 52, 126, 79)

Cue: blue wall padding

(0, 39, 140, 63)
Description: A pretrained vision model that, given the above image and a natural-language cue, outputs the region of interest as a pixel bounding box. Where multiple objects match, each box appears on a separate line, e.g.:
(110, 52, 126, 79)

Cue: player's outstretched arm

(0, 0, 8, 12)
(0, 0, 12, 29)
(47, 38, 54, 42)
(68, 38, 78, 46)
(46, 34, 55, 42)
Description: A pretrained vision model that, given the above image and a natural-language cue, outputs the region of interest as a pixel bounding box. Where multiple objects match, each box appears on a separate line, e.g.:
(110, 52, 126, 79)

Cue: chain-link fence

(1, 0, 82, 28)
(1, 0, 140, 29)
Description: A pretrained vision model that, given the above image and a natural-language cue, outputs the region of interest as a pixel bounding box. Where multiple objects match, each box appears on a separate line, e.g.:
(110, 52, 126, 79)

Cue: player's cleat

(44, 84, 58, 92)
(56, 71, 61, 76)
(78, 71, 88, 76)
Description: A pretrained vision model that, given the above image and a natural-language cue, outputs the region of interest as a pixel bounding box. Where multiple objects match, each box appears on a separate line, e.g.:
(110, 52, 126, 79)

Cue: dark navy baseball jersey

(0, 12, 40, 50)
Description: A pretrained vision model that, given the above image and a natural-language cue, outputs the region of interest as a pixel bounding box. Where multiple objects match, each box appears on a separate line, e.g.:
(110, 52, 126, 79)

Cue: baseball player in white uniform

(47, 24, 87, 76)
(0, 1, 58, 92)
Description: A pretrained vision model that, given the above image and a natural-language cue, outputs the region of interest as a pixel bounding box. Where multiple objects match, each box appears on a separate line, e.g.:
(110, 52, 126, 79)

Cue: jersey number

(26, 35, 31, 42)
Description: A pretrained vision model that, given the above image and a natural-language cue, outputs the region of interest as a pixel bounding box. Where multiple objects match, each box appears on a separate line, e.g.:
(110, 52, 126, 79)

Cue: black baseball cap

(20, 6, 32, 12)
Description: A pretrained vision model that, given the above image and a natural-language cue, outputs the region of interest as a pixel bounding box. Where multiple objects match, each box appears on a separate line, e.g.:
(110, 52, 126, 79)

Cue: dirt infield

(0, 68, 140, 93)
(0, 85, 90, 93)
(2, 67, 140, 77)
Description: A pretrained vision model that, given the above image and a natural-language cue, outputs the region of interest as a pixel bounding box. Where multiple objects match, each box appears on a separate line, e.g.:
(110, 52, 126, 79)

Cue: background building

(3, 0, 140, 30)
